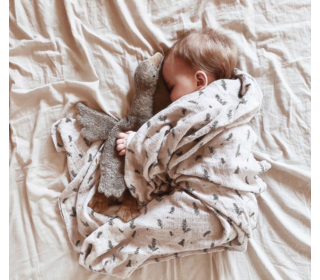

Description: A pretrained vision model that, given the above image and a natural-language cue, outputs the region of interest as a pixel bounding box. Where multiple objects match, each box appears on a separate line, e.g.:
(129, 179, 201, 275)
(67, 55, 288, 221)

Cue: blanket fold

(124, 68, 271, 237)
(54, 69, 271, 279)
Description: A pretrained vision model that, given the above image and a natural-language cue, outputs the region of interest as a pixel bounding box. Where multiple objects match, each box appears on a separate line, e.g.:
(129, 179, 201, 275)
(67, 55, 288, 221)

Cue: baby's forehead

(162, 55, 174, 74)
(163, 54, 192, 72)
(163, 53, 175, 67)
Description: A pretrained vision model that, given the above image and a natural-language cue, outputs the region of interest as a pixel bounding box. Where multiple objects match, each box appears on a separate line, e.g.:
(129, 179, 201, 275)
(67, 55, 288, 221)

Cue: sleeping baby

(116, 28, 239, 155)
(56, 28, 271, 273)
(71, 29, 271, 271)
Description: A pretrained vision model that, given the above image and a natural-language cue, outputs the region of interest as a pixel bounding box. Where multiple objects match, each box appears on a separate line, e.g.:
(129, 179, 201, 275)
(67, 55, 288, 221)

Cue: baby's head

(162, 28, 238, 102)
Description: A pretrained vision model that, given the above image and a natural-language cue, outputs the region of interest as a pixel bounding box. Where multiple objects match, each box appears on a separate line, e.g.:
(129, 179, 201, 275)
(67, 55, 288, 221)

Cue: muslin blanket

(53, 69, 271, 279)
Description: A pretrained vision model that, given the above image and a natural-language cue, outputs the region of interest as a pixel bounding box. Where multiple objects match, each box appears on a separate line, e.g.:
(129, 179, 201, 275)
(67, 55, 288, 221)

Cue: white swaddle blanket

(52, 69, 271, 279)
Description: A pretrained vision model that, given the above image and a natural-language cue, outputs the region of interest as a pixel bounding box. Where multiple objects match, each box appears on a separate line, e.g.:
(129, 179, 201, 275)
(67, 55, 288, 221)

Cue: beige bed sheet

(9, 0, 310, 279)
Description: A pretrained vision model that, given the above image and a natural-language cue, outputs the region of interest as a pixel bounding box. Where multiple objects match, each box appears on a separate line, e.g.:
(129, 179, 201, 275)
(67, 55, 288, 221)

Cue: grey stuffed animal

(76, 52, 164, 199)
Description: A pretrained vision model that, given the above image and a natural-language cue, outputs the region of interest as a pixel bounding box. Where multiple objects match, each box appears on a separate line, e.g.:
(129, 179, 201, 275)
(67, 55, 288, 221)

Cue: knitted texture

(76, 52, 164, 197)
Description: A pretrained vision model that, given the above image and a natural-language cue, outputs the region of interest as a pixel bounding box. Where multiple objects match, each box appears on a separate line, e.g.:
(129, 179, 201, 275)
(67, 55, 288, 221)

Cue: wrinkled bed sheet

(9, 0, 310, 279)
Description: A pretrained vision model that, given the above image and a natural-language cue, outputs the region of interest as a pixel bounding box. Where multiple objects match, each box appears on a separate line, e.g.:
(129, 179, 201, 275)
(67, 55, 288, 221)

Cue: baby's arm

(116, 131, 136, 156)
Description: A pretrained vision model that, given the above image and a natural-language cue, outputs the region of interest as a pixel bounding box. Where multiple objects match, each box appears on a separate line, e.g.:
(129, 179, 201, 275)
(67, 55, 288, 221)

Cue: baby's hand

(116, 131, 134, 156)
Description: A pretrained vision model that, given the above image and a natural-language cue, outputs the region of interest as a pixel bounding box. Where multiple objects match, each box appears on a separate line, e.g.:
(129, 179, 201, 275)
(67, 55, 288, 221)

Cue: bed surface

(9, 0, 310, 279)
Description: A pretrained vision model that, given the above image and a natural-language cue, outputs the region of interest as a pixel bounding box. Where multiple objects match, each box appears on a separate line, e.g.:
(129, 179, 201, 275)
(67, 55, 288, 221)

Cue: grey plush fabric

(76, 103, 117, 141)
(76, 52, 164, 198)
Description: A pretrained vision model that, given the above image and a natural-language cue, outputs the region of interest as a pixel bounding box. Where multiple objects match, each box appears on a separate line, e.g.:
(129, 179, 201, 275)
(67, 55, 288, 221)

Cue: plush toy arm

(76, 102, 118, 141)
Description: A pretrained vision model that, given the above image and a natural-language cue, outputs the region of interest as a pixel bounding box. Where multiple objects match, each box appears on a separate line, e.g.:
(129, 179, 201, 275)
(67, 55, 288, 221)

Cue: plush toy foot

(116, 190, 140, 223)
(88, 191, 109, 213)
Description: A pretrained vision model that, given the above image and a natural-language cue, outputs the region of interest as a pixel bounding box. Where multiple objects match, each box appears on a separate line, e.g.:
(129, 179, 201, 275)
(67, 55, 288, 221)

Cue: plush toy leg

(88, 191, 109, 213)
(88, 189, 140, 222)
(116, 190, 140, 223)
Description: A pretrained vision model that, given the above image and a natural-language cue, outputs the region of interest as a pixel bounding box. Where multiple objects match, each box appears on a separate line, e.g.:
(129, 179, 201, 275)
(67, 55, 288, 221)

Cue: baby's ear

(195, 70, 208, 89)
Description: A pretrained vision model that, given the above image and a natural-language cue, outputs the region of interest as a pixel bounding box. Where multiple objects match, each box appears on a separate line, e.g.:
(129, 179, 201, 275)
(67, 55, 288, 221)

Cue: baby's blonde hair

(165, 28, 238, 80)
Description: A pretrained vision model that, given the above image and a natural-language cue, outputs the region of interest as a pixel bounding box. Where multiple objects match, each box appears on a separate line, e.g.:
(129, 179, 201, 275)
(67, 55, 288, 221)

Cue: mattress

(9, 0, 310, 279)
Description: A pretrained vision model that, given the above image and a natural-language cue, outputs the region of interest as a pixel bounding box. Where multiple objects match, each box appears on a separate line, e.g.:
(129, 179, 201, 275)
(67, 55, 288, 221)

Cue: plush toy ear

(76, 102, 118, 141)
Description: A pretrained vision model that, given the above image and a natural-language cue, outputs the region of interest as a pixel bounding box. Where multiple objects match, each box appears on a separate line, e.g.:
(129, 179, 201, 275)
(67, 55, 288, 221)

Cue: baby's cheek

(170, 91, 180, 102)
(170, 88, 187, 102)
